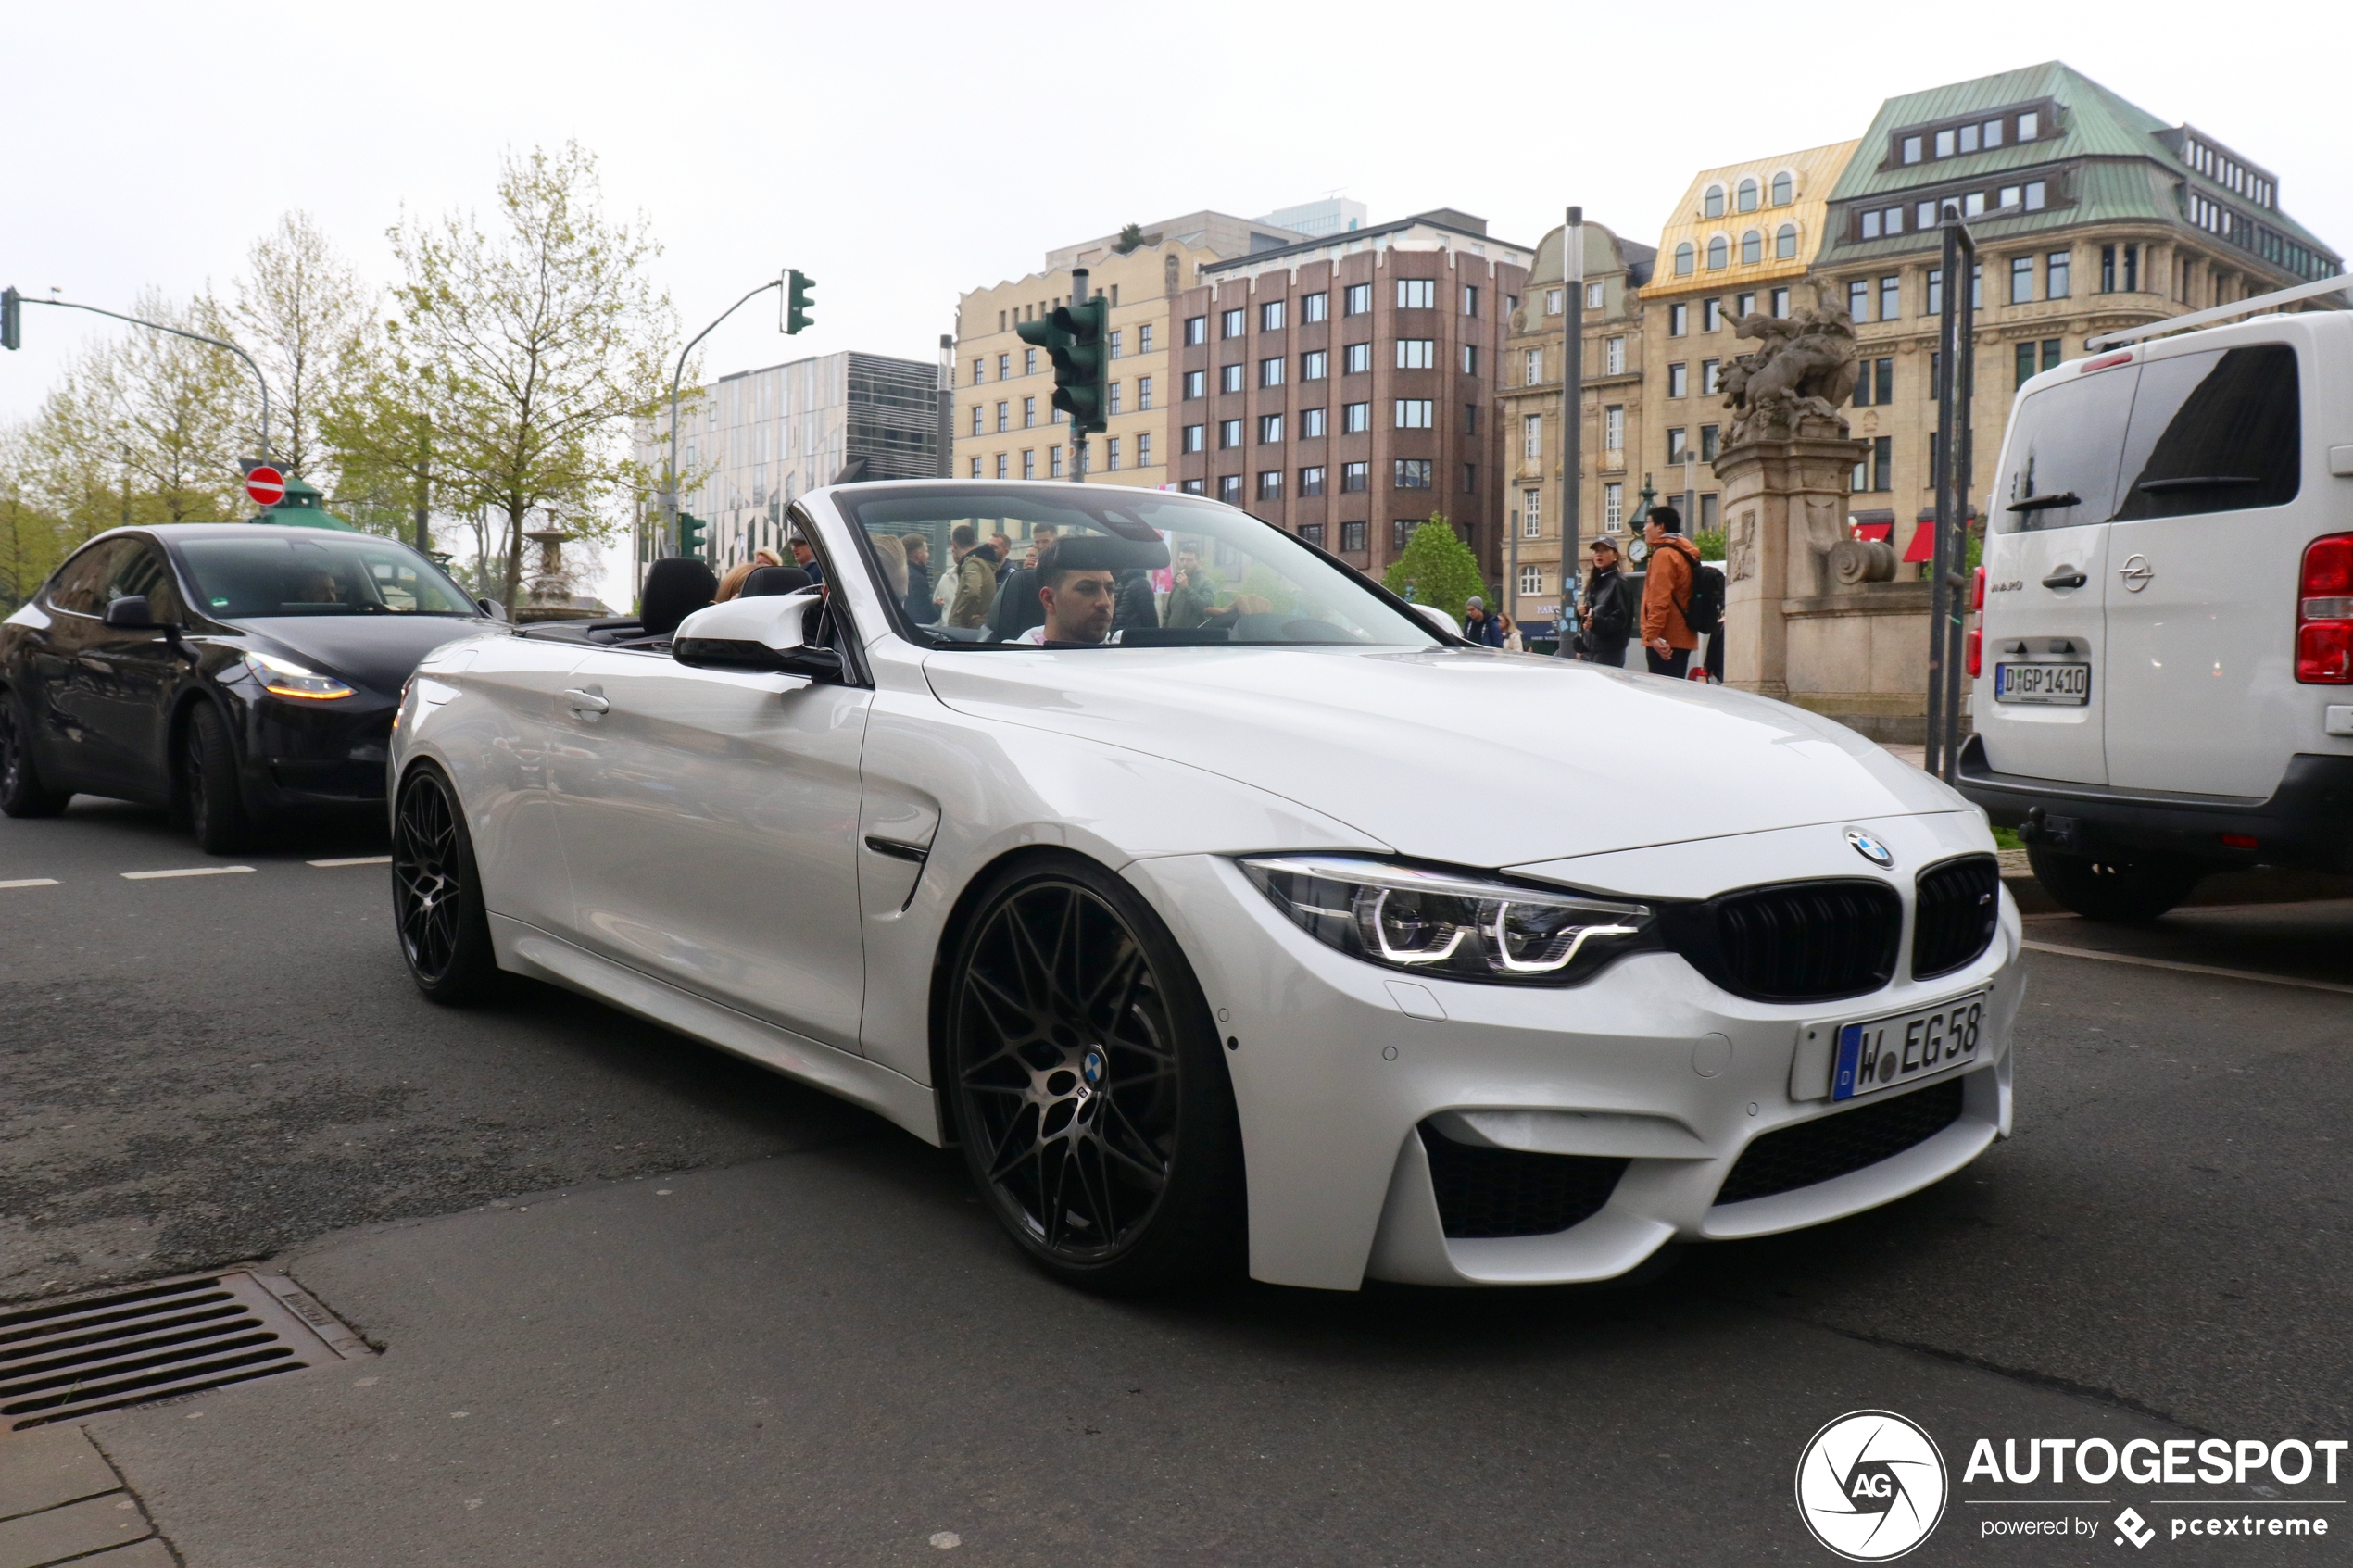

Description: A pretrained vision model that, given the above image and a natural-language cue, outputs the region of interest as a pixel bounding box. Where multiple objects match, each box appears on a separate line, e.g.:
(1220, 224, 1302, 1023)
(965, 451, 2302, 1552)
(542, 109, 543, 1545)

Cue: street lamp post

(663, 274, 789, 560)
(25, 297, 271, 466)
(1926, 203, 1996, 782)
(1557, 207, 1584, 656)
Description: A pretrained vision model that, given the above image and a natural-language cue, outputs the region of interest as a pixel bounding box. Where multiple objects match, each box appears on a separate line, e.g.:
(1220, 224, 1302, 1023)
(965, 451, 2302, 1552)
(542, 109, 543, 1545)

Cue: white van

(1957, 307, 2353, 921)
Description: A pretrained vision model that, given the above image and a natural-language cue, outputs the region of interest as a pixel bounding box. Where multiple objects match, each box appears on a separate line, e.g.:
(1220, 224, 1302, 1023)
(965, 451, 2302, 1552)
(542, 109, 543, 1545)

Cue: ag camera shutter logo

(1795, 1410, 1948, 1561)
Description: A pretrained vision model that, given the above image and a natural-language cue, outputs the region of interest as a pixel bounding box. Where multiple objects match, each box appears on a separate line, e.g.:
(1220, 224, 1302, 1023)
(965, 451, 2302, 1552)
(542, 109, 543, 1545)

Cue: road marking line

(120, 866, 257, 881)
(2021, 940, 2353, 997)
(308, 856, 392, 868)
(0, 877, 59, 889)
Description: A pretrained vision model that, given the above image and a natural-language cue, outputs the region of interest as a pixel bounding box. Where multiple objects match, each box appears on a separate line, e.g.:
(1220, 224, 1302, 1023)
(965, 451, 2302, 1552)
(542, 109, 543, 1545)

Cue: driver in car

(1011, 537, 1118, 646)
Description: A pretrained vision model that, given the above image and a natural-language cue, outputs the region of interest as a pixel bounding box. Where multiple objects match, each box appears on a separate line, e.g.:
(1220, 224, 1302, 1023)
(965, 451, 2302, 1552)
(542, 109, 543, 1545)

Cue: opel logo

(1844, 827, 1894, 868)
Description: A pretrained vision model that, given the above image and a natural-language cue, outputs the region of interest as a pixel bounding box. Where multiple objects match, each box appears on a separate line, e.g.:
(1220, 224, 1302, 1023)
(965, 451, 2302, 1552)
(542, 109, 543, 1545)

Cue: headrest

(640, 556, 719, 636)
(1043, 533, 1170, 573)
(742, 565, 813, 597)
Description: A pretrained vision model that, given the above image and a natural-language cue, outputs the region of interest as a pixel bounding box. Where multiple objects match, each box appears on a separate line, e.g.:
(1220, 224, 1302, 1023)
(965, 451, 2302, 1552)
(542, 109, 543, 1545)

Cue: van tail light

(2296, 533, 2353, 684)
(1965, 628, 1983, 678)
(1971, 566, 1985, 611)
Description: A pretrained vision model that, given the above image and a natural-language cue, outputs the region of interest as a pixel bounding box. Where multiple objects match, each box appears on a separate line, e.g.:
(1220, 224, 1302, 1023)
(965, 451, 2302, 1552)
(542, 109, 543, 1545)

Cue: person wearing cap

(1461, 594, 1504, 647)
(1639, 505, 1702, 678)
(1579, 536, 1633, 668)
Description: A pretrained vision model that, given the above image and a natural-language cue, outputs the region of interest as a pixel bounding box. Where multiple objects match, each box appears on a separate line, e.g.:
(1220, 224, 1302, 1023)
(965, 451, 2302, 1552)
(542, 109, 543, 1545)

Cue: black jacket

(1583, 565, 1632, 640)
(902, 560, 933, 624)
(1112, 571, 1159, 636)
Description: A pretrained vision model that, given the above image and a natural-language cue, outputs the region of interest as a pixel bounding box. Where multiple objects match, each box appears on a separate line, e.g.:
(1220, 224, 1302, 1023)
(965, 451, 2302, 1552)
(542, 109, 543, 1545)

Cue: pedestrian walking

(1579, 537, 1634, 668)
(1462, 595, 1505, 647)
(1639, 506, 1702, 679)
(946, 524, 998, 629)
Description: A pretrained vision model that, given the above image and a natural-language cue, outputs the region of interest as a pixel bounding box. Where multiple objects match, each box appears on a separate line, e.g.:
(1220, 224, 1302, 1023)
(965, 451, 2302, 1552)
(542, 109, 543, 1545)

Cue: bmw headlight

(1239, 855, 1656, 986)
(242, 651, 356, 701)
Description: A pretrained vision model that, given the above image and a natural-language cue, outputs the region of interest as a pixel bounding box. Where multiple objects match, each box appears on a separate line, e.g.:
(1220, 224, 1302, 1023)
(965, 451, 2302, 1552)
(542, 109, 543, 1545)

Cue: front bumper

(233, 687, 398, 809)
(1127, 821, 2022, 1292)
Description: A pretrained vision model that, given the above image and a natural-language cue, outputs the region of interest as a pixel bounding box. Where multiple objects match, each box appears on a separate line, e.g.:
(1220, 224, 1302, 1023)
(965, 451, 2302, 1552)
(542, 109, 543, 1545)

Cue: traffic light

(1015, 295, 1109, 434)
(784, 270, 815, 334)
(2, 288, 19, 352)
(677, 512, 708, 560)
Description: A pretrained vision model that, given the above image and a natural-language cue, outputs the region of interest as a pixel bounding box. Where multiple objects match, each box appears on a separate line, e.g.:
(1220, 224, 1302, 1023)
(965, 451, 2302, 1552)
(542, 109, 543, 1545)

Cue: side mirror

(103, 595, 157, 630)
(1411, 602, 1461, 639)
(673, 590, 842, 679)
(475, 596, 510, 622)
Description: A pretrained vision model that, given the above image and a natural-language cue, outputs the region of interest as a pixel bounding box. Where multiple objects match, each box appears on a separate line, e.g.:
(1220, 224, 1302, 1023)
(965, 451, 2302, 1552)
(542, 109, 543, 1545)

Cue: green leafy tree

(213, 210, 374, 489)
(1381, 515, 1489, 623)
(0, 422, 71, 611)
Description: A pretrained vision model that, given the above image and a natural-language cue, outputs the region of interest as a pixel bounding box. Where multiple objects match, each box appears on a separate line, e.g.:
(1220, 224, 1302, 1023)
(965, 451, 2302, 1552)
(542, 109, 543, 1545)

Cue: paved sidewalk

(0, 1426, 171, 1568)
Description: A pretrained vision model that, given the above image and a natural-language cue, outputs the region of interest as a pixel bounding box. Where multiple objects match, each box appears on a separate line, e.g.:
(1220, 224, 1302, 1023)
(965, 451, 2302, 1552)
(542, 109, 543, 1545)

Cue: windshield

(175, 533, 479, 618)
(837, 483, 1438, 650)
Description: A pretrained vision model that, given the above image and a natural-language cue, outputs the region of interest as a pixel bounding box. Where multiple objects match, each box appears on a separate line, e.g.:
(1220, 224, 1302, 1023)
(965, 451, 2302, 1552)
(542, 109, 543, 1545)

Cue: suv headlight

(242, 651, 356, 701)
(1239, 855, 1656, 985)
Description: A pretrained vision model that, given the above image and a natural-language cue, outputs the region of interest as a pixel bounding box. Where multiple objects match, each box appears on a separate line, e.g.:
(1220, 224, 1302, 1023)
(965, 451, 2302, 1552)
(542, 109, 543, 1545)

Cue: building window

(998, 353, 1012, 381)
(1673, 243, 1694, 277)
(1524, 347, 1543, 383)
(2023, 180, 2045, 211)
(1218, 475, 1240, 504)
(1395, 458, 1433, 489)
(1340, 462, 1368, 495)
(1340, 520, 1367, 552)
(970, 405, 983, 436)
(1917, 199, 1939, 232)
(1544, 288, 1564, 316)
(1302, 291, 1328, 323)
(990, 399, 1007, 433)
(1222, 308, 1244, 338)
(1109, 330, 1124, 360)
(1736, 292, 1756, 318)
(1258, 470, 1283, 500)
(1851, 356, 1894, 407)
(1926, 269, 1943, 315)
(2042, 338, 2062, 375)
(973, 358, 986, 383)
(1139, 322, 1154, 354)
(1704, 183, 1726, 219)
(1518, 565, 1542, 597)
(1183, 369, 1205, 400)
(1109, 383, 1126, 416)
(1737, 176, 1759, 213)
(1698, 493, 1719, 532)
(1261, 300, 1285, 332)
(1879, 275, 1900, 320)
(969, 456, 982, 478)
(1397, 339, 1437, 370)
(2047, 250, 2070, 299)
(1604, 405, 1624, 454)
(1185, 315, 1207, 345)
(1522, 488, 1541, 536)
(1106, 438, 1123, 471)
(1344, 343, 1372, 374)
(1302, 349, 1328, 381)
(1301, 465, 1326, 497)
(1903, 134, 1923, 165)
(1182, 424, 1204, 453)
(1343, 402, 1371, 433)
(1392, 520, 1420, 552)
(1302, 407, 1327, 439)
(1024, 348, 1038, 376)
(1771, 287, 1790, 318)
(2019, 110, 2039, 140)
(1181, 478, 1203, 495)
(1848, 280, 1870, 322)
(1261, 357, 1284, 388)
(1138, 432, 1153, 467)
(1219, 420, 1242, 449)
(1935, 128, 1955, 158)
(1022, 449, 1037, 479)
(1667, 427, 1687, 462)
(1707, 235, 1729, 270)
(1461, 344, 1478, 374)
(995, 452, 1009, 479)
(1463, 284, 1480, 315)
(1395, 399, 1434, 429)
(1668, 303, 1688, 336)
(1605, 336, 1626, 374)
(1300, 522, 1326, 547)
(1774, 223, 1798, 260)
(1604, 482, 1624, 531)
(2122, 243, 2140, 293)
(1771, 171, 1793, 205)
(1462, 463, 1476, 494)
(1586, 281, 1604, 309)
(1398, 278, 1437, 309)
(2009, 256, 2033, 305)
(1700, 423, 1719, 462)
(1667, 362, 1688, 398)
(1344, 283, 1371, 316)
(1741, 229, 1762, 264)
(1220, 363, 1245, 394)
(1027, 395, 1045, 427)
(1701, 358, 1721, 395)
(1259, 413, 1284, 444)
(2014, 341, 2037, 389)
(1704, 298, 1723, 332)
(1523, 414, 1541, 458)
(1138, 375, 1153, 410)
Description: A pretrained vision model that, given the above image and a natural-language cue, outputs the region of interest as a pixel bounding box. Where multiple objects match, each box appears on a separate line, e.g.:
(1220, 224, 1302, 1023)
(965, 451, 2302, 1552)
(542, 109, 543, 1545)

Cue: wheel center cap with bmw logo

(1081, 1048, 1105, 1089)
(1844, 827, 1894, 868)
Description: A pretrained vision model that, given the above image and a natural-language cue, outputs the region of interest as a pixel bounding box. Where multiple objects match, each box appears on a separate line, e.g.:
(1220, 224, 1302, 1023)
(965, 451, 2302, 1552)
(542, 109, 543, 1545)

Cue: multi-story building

(1813, 62, 2343, 543)
(954, 212, 1308, 495)
(1254, 197, 1368, 240)
(1166, 208, 1533, 581)
(636, 349, 938, 573)
(1495, 220, 1653, 627)
(1641, 141, 1859, 538)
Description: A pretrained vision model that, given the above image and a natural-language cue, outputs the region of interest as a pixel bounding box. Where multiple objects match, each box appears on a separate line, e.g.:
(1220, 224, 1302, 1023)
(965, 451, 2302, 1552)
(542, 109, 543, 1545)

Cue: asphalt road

(5, 798, 2349, 1565)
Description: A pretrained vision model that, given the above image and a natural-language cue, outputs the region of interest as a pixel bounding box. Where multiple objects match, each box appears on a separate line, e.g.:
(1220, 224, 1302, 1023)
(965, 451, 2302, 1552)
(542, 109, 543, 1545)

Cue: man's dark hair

(1649, 505, 1683, 533)
(951, 522, 976, 547)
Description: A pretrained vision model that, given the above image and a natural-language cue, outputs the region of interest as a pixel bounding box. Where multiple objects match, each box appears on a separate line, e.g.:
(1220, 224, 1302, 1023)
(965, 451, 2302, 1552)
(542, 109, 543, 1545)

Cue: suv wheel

(182, 705, 250, 854)
(0, 689, 71, 818)
(2026, 842, 2203, 923)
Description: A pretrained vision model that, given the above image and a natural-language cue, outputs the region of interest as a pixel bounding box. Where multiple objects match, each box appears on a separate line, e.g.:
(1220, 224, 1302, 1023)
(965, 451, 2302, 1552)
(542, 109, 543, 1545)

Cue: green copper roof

(248, 473, 359, 532)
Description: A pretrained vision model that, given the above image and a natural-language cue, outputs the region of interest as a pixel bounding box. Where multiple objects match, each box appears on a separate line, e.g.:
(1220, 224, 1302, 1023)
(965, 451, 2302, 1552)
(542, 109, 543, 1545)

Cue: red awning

(1903, 521, 1935, 562)
(1853, 521, 1894, 544)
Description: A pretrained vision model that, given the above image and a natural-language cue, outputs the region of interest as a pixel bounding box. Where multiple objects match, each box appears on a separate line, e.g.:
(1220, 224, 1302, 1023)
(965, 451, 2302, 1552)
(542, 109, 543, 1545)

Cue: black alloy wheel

(948, 855, 1243, 1292)
(182, 704, 251, 854)
(0, 689, 71, 818)
(391, 765, 503, 1003)
(2025, 841, 2204, 924)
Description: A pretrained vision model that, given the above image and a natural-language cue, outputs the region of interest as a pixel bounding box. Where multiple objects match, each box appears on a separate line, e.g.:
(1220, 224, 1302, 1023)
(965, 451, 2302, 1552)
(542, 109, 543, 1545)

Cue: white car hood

(922, 646, 1966, 867)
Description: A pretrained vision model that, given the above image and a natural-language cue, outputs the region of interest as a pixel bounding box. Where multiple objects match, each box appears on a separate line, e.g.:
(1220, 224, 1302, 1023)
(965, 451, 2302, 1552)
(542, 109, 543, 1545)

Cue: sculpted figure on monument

(1717, 298, 1862, 445)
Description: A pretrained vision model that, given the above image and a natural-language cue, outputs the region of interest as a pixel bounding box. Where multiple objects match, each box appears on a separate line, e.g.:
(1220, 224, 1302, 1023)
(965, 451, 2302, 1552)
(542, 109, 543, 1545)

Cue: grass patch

(1991, 826, 2022, 850)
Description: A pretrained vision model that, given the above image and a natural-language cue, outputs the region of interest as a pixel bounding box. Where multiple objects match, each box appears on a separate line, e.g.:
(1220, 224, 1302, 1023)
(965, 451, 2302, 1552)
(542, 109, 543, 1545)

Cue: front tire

(947, 854, 1244, 1293)
(2027, 841, 2203, 923)
(183, 704, 251, 854)
(0, 688, 71, 818)
(391, 764, 505, 1004)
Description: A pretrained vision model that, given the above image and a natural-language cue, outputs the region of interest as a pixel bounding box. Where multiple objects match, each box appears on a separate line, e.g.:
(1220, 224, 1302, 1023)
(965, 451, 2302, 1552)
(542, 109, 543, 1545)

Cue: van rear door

(1976, 358, 2137, 785)
(2101, 338, 2304, 797)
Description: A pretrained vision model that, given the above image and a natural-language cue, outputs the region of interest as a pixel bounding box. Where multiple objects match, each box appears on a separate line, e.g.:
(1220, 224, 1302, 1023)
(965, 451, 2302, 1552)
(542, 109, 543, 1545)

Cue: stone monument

(1709, 300, 1934, 738)
(516, 523, 593, 624)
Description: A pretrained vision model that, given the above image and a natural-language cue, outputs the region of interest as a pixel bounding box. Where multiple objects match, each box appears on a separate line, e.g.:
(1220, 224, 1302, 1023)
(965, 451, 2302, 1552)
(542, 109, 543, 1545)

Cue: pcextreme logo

(1796, 1410, 1950, 1561)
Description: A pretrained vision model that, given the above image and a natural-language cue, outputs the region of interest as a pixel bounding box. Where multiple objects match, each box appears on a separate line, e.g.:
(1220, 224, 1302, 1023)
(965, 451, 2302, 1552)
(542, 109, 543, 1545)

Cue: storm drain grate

(1, 1271, 369, 1430)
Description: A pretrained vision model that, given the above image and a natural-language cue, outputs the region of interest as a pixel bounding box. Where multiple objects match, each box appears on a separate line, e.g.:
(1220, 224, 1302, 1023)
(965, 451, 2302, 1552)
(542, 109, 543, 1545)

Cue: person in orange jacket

(1639, 505, 1703, 679)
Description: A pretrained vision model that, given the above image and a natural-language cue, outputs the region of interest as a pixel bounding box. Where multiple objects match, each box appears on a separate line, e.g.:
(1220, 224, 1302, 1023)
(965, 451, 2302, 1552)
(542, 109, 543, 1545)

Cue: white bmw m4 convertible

(387, 481, 2022, 1293)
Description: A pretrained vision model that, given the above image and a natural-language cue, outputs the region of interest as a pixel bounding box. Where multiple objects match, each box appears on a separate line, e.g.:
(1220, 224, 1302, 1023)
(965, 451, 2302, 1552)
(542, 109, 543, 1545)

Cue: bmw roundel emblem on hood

(1844, 827, 1895, 868)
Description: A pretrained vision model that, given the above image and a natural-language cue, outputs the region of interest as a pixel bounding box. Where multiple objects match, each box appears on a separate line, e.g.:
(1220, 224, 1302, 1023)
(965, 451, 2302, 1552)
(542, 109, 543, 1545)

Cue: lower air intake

(1713, 1076, 1968, 1207)
(1418, 1123, 1628, 1238)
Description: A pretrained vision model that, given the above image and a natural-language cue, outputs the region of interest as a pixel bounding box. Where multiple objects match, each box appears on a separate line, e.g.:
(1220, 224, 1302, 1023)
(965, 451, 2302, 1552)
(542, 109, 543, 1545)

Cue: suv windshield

(836, 483, 1437, 649)
(175, 533, 479, 618)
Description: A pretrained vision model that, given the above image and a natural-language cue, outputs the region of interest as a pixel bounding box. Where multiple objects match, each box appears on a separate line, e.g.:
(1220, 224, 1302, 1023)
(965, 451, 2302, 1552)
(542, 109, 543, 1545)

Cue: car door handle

(2040, 567, 2087, 589)
(2117, 555, 2155, 592)
(560, 687, 610, 715)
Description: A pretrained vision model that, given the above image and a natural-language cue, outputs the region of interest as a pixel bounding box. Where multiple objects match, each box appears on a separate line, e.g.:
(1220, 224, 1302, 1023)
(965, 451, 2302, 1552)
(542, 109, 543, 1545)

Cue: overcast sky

(6, 0, 2344, 603)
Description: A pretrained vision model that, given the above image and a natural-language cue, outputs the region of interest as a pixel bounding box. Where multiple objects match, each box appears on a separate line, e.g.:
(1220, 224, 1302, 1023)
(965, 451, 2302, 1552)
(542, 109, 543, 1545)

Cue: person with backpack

(1579, 536, 1633, 667)
(1639, 507, 1704, 678)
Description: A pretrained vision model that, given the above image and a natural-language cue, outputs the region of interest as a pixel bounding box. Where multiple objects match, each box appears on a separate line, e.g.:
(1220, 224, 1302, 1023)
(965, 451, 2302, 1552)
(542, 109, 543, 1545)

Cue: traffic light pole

(18, 296, 271, 466)
(664, 277, 783, 558)
(1926, 207, 1978, 784)
(1068, 270, 1090, 483)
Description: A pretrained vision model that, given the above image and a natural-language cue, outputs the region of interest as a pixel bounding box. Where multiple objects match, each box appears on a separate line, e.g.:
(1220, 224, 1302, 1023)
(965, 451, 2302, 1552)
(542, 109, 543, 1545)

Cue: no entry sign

(245, 466, 284, 508)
